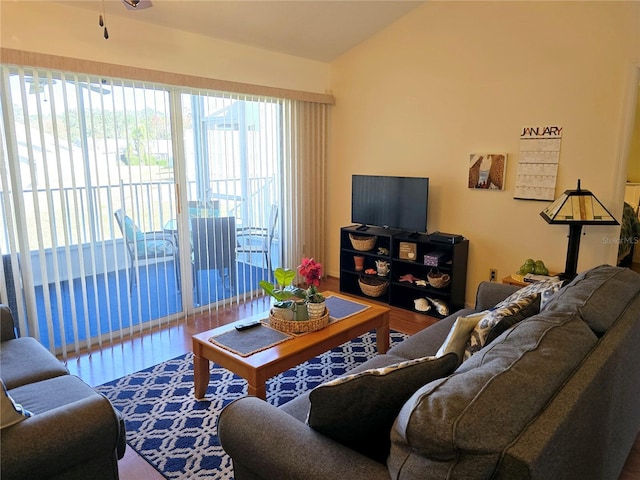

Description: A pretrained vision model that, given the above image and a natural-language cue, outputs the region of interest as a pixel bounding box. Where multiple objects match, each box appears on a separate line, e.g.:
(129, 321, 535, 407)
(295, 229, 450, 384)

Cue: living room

(1, 1, 639, 479)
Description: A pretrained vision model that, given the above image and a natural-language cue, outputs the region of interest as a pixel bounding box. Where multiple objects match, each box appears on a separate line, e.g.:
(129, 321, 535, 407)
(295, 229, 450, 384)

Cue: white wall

(0, 1, 330, 94)
(328, 1, 640, 305)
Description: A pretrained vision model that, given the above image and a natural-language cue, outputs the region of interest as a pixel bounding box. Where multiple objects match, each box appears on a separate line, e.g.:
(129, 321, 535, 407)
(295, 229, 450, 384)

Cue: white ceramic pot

(306, 301, 326, 319)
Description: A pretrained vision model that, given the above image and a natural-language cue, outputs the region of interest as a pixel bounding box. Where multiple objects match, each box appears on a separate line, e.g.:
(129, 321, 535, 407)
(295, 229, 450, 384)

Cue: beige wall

(328, 1, 640, 305)
(2, 1, 639, 307)
(628, 85, 640, 183)
(0, 1, 330, 94)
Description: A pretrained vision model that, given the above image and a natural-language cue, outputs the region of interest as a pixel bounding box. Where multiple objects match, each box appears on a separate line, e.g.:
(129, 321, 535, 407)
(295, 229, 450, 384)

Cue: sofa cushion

(388, 311, 598, 479)
(435, 312, 486, 362)
(1, 379, 32, 429)
(495, 277, 563, 310)
(280, 353, 409, 422)
(388, 309, 476, 360)
(484, 294, 541, 345)
(464, 294, 540, 360)
(0, 337, 69, 389)
(543, 264, 640, 334)
(307, 352, 458, 463)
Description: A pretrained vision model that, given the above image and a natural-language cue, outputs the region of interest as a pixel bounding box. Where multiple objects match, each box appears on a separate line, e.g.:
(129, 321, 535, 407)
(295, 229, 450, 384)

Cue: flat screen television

(351, 175, 429, 233)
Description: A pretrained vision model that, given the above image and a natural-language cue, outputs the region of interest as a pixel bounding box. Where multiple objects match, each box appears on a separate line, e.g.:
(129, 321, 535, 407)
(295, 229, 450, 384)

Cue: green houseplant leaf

(259, 268, 305, 302)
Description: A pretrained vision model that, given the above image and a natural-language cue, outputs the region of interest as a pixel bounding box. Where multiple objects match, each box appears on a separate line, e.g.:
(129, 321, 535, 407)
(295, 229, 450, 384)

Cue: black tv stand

(339, 225, 468, 317)
(355, 224, 369, 231)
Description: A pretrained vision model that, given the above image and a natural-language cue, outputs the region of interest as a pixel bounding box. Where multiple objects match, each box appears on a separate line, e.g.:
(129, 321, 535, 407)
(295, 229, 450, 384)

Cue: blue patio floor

(34, 261, 266, 350)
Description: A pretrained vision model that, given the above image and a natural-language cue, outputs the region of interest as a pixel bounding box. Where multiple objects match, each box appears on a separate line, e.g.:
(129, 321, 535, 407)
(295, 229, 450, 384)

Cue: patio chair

(114, 209, 180, 293)
(236, 204, 279, 275)
(191, 216, 237, 299)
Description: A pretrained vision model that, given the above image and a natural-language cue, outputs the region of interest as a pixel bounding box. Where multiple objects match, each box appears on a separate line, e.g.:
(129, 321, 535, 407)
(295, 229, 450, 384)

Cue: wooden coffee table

(192, 291, 390, 400)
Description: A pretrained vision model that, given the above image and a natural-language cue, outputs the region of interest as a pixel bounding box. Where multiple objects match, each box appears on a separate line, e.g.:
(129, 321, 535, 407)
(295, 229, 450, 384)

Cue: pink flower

(298, 257, 323, 286)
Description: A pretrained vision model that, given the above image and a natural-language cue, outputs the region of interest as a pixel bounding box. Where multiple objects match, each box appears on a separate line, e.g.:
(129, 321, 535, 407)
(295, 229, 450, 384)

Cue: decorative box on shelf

(423, 250, 448, 267)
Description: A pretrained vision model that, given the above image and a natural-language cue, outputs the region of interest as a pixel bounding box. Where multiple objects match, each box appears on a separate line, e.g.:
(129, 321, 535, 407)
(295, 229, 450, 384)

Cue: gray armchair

(0, 305, 126, 480)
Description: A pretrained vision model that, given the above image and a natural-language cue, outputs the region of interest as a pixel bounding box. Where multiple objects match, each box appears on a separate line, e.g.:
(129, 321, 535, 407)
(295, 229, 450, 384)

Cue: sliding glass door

(181, 92, 281, 308)
(0, 66, 182, 356)
(1, 62, 328, 357)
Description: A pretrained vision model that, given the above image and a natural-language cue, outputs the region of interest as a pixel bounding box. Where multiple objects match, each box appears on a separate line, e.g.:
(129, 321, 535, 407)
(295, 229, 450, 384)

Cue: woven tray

(269, 309, 330, 334)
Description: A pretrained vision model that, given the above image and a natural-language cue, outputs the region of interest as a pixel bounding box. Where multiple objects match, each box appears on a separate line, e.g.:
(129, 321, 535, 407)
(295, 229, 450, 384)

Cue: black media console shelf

(339, 225, 469, 318)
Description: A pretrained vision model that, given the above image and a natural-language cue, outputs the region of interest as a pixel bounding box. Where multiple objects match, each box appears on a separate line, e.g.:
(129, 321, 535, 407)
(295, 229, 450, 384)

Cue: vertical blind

(0, 63, 329, 357)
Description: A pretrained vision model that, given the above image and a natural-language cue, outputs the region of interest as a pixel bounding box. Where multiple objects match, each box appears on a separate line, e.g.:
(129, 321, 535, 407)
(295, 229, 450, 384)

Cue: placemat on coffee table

(209, 323, 292, 357)
(325, 295, 371, 321)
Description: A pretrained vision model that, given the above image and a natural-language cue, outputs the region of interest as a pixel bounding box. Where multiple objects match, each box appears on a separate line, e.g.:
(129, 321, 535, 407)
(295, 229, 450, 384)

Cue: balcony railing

(1, 176, 276, 352)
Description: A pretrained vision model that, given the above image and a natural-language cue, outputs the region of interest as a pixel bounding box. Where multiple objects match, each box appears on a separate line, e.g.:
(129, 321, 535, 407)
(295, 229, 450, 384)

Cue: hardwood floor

(61, 277, 640, 480)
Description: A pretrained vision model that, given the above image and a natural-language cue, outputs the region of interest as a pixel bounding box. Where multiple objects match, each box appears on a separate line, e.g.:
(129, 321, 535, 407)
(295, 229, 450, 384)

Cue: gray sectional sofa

(218, 264, 640, 479)
(0, 305, 126, 480)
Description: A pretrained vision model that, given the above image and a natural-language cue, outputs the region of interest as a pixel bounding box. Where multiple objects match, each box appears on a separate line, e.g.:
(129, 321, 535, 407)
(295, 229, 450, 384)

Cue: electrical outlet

(489, 268, 498, 282)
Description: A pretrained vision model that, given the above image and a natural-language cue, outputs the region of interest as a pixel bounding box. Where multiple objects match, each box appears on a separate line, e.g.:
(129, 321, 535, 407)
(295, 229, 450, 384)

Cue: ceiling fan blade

(121, 0, 153, 10)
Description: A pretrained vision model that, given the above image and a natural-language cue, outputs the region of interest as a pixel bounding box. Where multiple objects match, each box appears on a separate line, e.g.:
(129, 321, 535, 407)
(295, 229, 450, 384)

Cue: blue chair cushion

(136, 239, 174, 258)
(123, 216, 144, 242)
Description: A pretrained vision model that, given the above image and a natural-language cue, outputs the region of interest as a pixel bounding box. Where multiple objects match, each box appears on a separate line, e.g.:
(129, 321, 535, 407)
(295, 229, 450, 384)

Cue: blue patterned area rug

(97, 330, 408, 480)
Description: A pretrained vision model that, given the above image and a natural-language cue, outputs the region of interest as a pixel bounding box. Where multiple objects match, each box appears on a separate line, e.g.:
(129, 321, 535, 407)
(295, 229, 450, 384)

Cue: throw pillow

(435, 312, 487, 362)
(464, 294, 539, 360)
(495, 278, 564, 310)
(484, 294, 541, 345)
(1, 379, 32, 429)
(307, 352, 458, 463)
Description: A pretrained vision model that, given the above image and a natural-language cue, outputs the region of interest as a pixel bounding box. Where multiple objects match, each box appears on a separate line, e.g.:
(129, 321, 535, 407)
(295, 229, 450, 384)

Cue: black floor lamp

(540, 180, 619, 281)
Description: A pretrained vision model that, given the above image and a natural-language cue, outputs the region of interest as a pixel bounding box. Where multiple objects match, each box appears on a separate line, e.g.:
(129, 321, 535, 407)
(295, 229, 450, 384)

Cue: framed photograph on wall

(468, 153, 507, 190)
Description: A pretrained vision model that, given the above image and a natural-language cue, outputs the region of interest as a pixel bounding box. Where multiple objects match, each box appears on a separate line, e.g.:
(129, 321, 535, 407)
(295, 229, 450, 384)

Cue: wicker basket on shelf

(427, 269, 451, 289)
(358, 276, 389, 297)
(349, 233, 376, 252)
(269, 309, 330, 334)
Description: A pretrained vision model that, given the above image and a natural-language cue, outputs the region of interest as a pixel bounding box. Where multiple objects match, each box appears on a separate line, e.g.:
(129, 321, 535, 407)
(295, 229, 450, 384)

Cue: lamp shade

(540, 180, 618, 281)
(540, 180, 618, 226)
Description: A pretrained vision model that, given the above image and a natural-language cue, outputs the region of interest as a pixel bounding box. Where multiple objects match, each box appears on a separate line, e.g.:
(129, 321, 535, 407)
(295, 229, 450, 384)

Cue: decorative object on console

(375, 260, 390, 276)
(353, 255, 365, 271)
(426, 297, 449, 316)
(358, 276, 389, 297)
(349, 233, 376, 251)
(427, 269, 450, 288)
(413, 298, 431, 312)
(398, 241, 417, 260)
(540, 179, 619, 280)
(424, 250, 448, 267)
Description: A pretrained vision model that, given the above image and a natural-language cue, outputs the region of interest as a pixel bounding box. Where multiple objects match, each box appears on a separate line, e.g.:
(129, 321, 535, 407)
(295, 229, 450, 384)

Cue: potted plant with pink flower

(298, 258, 326, 318)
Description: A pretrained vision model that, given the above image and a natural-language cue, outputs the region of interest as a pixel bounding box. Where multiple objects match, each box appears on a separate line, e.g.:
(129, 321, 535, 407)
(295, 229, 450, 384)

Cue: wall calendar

(514, 125, 562, 201)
